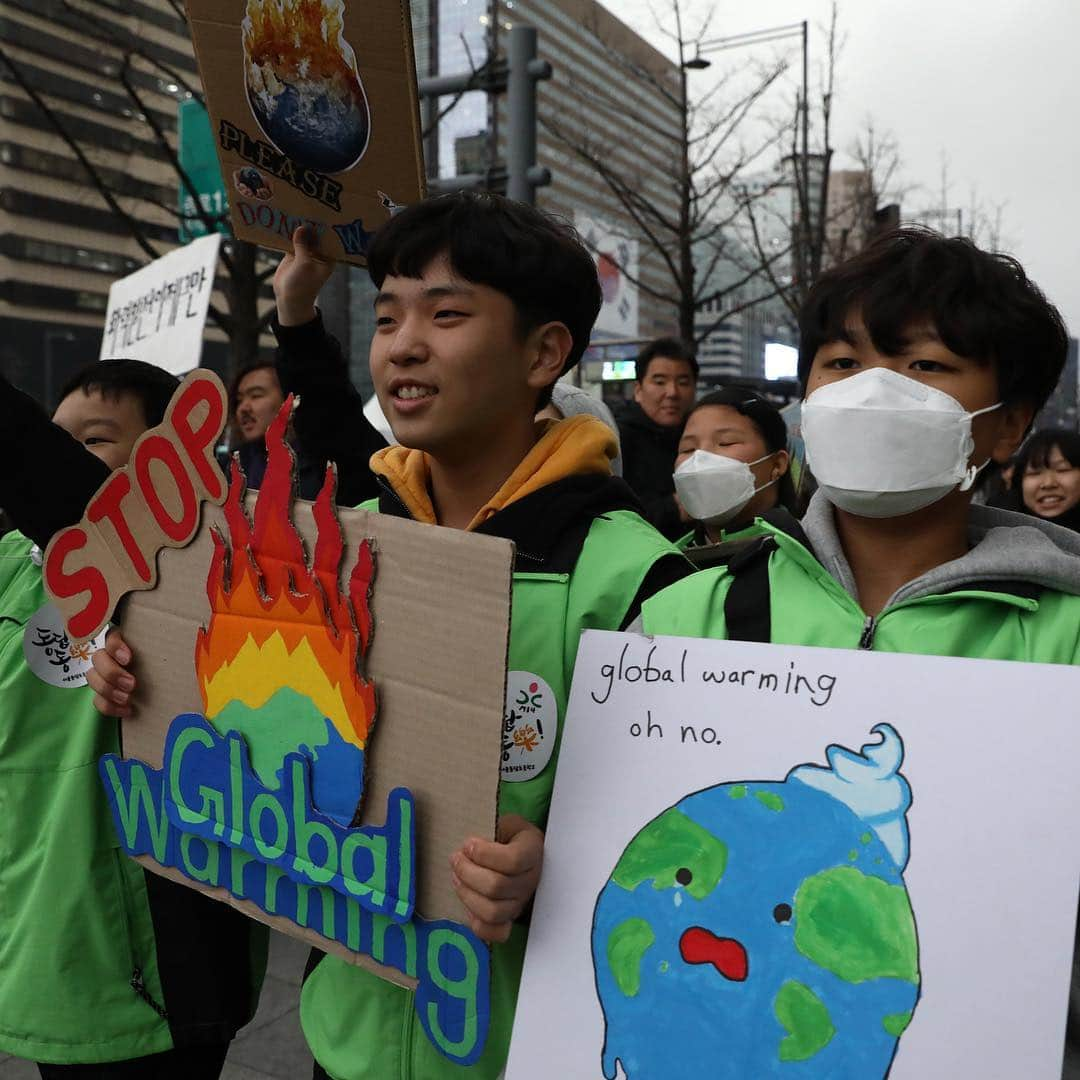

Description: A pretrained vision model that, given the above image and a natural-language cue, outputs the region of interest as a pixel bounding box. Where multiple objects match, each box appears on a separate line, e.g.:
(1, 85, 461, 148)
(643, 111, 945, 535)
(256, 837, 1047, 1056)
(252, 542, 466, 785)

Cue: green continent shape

(729, 784, 748, 799)
(794, 866, 919, 985)
(774, 980, 835, 1062)
(212, 685, 330, 788)
(755, 790, 784, 812)
(607, 917, 655, 997)
(612, 808, 727, 900)
(883, 1011, 913, 1037)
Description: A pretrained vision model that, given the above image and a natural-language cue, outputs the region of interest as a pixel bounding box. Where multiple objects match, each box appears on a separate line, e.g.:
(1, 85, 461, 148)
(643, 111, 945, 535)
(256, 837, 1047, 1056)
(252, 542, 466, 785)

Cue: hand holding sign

(274, 225, 337, 327)
(450, 815, 545, 943)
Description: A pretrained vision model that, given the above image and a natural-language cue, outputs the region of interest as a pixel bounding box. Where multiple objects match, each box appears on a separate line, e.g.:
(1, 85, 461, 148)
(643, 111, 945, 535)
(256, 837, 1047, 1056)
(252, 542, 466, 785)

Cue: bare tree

(541, 0, 792, 346)
(0, 3, 278, 374)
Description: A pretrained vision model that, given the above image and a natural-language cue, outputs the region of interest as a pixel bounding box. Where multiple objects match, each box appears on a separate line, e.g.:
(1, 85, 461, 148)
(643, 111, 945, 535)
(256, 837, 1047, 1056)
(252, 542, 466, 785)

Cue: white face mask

(801, 368, 1001, 518)
(673, 450, 776, 527)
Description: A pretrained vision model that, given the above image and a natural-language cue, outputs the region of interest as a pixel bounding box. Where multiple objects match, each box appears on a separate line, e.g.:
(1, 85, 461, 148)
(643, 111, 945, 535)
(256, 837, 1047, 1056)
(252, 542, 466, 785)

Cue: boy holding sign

(635, 228, 1080, 1063)
(90, 193, 691, 1077)
(0, 362, 264, 1077)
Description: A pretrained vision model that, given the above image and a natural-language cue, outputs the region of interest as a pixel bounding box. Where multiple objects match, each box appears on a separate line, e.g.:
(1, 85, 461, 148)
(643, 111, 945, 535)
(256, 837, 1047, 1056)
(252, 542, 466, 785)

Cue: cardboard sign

(43, 370, 230, 642)
(507, 631, 1080, 1079)
(45, 383, 512, 1065)
(184, 0, 425, 264)
(100, 234, 223, 373)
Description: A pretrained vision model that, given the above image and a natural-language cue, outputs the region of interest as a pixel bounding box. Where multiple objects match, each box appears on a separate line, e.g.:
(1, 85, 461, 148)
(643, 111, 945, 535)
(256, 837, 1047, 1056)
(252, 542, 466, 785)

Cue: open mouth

(679, 926, 749, 982)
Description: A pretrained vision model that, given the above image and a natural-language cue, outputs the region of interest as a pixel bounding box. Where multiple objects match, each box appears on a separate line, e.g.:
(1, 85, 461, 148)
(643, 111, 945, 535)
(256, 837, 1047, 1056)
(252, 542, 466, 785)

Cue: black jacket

(272, 312, 386, 506)
(616, 401, 685, 541)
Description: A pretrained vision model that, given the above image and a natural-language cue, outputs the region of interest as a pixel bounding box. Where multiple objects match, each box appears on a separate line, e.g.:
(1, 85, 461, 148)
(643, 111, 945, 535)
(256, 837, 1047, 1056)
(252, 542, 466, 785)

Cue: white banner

(99, 233, 222, 374)
(508, 630, 1080, 1079)
(576, 214, 639, 339)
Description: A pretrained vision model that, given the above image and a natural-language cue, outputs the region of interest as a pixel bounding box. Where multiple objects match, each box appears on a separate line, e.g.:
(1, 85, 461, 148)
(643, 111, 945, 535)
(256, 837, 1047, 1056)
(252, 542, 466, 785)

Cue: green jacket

(301, 479, 688, 1079)
(641, 495, 1080, 665)
(0, 531, 267, 1064)
(0, 532, 172, 1063)
(641, 494, 1080, 1064)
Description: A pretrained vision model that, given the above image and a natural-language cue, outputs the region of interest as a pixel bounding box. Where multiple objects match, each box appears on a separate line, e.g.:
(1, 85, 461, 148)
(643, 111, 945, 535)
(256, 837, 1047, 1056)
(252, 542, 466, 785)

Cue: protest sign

(184, 0, 425, 265)
(44, 375, 512, 1066)
(99, 234, 222, 375)
(507, 630, 1080, 1079)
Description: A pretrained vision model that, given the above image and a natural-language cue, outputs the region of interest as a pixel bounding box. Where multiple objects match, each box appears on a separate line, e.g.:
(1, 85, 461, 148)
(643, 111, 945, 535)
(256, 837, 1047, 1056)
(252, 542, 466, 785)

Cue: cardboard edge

(134, 854, 421, 990)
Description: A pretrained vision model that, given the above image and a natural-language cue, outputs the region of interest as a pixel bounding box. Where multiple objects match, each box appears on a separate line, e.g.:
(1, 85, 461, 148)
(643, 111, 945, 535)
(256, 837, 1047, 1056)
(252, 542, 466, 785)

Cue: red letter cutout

(43, 529, 110, 641)
(171, 377, 226, 501)
(88, 472, 152, 583)
(135, 435, 198, 543)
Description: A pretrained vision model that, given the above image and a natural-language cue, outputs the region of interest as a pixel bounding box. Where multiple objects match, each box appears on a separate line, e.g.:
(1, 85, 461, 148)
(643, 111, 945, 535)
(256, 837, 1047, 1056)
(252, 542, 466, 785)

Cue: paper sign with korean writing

(184, 0, 425, 265)
(508, 630, 1080, 1079)
(99, 234, 222, 375)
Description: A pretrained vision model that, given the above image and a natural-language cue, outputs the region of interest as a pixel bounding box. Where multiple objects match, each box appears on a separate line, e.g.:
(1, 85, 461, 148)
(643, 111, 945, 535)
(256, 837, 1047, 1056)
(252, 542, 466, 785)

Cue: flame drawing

(195, 398, 376, 825)
(243, 0, 371, 174)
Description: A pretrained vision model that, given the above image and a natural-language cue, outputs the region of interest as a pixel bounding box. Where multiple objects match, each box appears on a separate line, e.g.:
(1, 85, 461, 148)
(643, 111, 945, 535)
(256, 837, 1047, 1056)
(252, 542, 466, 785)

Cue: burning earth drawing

(243, 0, 371, 174)
(592, 725, 920, 1079)
(197, 399, 376, 827)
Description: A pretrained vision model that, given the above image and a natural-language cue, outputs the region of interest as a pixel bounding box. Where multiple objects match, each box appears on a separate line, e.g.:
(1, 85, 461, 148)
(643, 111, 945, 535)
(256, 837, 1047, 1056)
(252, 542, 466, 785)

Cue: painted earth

(592, 751, 919, 1078)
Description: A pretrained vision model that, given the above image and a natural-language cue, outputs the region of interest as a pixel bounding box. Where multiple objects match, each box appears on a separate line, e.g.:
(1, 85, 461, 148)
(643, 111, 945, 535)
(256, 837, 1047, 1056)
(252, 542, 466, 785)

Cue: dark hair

(56, 358, 179, 429)
(1018, 428, 1080, 473)
(798, 226, 1068, 412)
(685, 388, 801, 514)
(636, 337, 699, 382)
(366, 192, 602, 408)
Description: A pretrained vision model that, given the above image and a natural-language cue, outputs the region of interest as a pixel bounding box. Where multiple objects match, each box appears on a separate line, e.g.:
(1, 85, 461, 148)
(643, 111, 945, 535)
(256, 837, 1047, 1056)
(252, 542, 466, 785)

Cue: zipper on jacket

(113, 851, 169, 1021)
(858, 615, 876, 650)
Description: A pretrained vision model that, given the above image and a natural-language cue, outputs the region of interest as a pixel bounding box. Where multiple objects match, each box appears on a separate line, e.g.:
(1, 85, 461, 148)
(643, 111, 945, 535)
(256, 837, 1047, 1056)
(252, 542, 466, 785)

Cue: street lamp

(684, 20, 811, 286)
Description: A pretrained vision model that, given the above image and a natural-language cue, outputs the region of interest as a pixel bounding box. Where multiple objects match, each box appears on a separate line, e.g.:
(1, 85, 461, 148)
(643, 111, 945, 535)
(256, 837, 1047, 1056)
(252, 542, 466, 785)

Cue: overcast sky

(615, 0, 1079, 338)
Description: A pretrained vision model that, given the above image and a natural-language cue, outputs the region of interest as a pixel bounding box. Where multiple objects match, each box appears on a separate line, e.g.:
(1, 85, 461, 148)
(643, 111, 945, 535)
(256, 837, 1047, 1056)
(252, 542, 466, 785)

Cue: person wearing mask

(632, 229, 1080, 1068)
(617, 337, 698, 538)
(0, 361, 266, 1078)
(88, 192, 692, 1080)
(672, 388, 796, 559)
(1017, 429, 1080, 531)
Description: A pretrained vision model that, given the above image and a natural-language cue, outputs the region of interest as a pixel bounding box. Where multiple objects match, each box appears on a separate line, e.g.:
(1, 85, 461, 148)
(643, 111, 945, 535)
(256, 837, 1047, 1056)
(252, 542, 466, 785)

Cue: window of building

(0, 188, 177, 243)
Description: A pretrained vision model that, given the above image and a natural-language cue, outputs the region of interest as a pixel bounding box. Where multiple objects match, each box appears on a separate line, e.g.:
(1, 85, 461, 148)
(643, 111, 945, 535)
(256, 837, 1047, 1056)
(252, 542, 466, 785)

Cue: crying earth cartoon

(591, 724, 920, 1079)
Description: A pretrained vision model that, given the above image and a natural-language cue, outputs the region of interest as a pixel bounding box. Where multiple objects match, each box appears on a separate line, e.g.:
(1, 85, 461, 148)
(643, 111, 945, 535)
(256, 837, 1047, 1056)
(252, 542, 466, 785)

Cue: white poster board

(99, 233, 222, 374)
(507, 631, 1080, 1080)
(576, 214, 639, 339)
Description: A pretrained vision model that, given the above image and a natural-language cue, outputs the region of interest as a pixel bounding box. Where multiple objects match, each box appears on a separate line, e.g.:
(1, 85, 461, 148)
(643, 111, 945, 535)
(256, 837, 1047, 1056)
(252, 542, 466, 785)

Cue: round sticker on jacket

(501, 672, 558, 783)
(23, 603, 104, 689)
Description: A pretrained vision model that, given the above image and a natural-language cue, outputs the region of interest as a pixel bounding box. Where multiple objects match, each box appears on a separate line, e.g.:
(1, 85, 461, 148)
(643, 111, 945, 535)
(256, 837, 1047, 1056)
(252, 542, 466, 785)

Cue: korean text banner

(184, 0, 426, 265)
(99, 234, 222, 375)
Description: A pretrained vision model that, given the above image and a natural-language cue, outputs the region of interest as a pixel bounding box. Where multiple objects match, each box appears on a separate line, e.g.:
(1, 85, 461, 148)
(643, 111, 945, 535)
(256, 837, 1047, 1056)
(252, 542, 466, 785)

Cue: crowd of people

(0, 190, 1078, 1079)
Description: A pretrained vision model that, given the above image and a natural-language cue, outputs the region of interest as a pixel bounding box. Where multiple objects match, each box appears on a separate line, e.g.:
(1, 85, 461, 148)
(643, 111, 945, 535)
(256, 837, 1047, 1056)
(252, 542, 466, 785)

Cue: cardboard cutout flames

(44, 374, 511, 1065)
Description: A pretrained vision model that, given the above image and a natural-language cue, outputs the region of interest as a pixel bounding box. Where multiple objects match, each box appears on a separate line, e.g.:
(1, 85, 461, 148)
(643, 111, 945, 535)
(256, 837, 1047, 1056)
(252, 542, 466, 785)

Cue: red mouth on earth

(679, 927, 748, 982)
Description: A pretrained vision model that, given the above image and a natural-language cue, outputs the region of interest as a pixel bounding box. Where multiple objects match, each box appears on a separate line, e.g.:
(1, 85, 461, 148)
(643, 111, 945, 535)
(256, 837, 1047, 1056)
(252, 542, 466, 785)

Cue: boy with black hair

(618, 336, 699, 540)
(0, 360, 265, 1077)
(91, 193, 691, 1078)
(634, 227, 1080, 1066)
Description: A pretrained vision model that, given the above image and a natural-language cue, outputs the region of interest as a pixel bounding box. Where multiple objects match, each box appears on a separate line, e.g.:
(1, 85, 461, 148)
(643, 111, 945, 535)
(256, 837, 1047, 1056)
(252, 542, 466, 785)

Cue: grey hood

(802, 490, 1080, 606)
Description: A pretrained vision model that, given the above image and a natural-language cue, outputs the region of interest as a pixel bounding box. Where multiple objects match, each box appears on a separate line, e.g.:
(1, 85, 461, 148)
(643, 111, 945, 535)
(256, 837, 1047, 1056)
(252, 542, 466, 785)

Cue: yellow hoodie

(369, 414, 618, 531)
